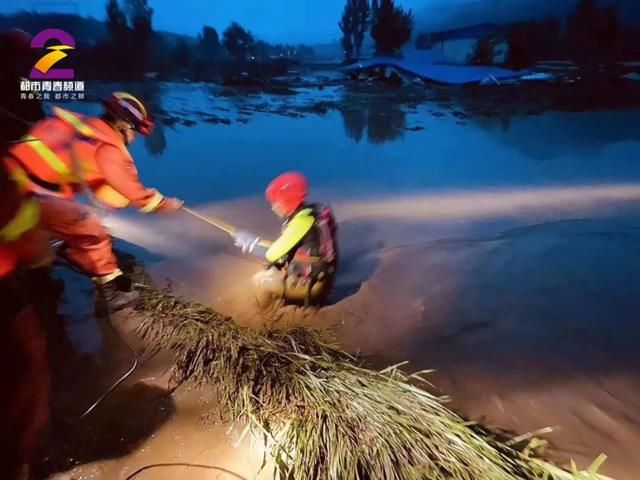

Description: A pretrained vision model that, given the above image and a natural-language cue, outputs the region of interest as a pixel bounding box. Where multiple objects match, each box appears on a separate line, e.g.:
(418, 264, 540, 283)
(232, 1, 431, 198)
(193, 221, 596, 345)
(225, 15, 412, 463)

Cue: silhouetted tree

(597, 6, 619, 59)
(197, 26, 221, 60)
(104, 0, 131, 74)
(223, 22, 255, 61)
(353, 0, 371, 59)
(339, 0, 371, 61)
(106, 0, 128, 46)
(125, 0, 153, 72)
(172, 38, 191, 70)
(254, 40, 271, 60)
(371, 0, 379, 20)
(370, 0, 413, 56)
(149, 33, 173, 75)
(469, 33, 508, 65)
(506, 18, 561, 69)
(339, 1, 355, 61)
(296, 44, 316, 61)
(568, 0, 619, 62)
(568, 0, 598, 61)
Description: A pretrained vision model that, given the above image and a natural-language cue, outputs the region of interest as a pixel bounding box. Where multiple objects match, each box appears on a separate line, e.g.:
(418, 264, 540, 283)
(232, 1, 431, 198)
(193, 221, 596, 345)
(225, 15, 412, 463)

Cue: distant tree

(370, 0, 413, 56)
(149, 33, 173, 74)
(104, 0, 133, 75)
(568, 0, 598, 61)
(414, 32, 431, 50)
(339, 1, 355, 61)
(254, 40, 271, 60)
(197, 26, 221, 59)
(506, 18, 562, 69)
(371, 0, 379, 20)
(223, 22, 255, 61)
(469, 35, 497, 66)
(106, 0, 128, 45)
(339, 0, 371, 62)
(597, 6, 619, 59)
(353, 0, 371, 59)
(125, 0, 153, 72)
(296, 44, 316, 61)
(172, 38, 191, 70)
(567, 0, 619, 62)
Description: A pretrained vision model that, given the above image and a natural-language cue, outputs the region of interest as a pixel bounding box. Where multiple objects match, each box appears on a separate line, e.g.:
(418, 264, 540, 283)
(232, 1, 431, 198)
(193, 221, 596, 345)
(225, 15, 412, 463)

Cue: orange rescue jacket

(5, 107, 165, 212)
(0, 163, 40, 278)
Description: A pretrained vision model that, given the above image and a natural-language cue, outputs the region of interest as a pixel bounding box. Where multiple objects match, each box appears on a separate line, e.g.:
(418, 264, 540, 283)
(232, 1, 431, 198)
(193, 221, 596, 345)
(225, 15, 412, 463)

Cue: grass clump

(127, 257, 611, 480)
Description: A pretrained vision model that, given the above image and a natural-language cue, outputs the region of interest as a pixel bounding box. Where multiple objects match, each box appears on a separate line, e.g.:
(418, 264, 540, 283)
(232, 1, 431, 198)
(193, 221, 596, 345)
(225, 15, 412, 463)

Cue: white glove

(232, 230, 261, 254)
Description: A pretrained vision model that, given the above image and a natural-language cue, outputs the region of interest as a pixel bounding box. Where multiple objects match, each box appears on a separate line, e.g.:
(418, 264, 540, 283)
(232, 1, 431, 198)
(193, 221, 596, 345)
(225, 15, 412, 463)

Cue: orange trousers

(38, 195, 118, 278)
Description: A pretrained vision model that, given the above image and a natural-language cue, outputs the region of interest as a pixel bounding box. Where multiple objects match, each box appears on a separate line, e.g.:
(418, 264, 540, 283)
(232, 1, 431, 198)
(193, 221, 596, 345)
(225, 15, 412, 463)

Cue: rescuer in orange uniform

(0, 162, 51, 480)
(4, 91, 184, 309)
(1, 31, 50, 477)
(1, 29, 52, 480)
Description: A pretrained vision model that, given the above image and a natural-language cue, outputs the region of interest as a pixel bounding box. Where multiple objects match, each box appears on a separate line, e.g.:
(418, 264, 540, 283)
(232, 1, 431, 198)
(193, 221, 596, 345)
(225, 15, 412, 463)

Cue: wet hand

(232, 230, 261, 254)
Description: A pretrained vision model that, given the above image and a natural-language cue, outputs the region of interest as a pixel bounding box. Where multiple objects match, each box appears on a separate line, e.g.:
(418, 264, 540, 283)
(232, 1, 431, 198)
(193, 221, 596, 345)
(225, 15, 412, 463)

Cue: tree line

(102, 0, 315, 79)
(339, 0, 414, 62)
(339, 0, 640, 68)
(2, 2, 315, 81)
(466, 0, 640, 69)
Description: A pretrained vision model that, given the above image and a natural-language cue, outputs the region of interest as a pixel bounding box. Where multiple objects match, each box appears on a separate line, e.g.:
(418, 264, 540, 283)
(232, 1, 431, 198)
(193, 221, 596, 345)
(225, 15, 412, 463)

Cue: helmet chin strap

(119, 122, 134, 145)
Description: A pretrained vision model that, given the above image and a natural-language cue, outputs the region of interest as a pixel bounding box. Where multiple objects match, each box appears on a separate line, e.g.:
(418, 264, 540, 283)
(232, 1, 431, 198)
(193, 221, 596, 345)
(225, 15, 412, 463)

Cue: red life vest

(289, 204, 338, 279)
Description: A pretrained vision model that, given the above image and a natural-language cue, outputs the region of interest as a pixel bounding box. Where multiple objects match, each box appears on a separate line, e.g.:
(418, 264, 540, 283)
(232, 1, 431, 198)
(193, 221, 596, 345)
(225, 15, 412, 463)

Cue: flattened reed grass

(129, 259, 611, 480)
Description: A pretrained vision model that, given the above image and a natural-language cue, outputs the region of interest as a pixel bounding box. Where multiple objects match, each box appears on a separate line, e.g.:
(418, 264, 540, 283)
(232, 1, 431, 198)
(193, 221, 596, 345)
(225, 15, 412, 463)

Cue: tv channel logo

(30, 28, 75, 80)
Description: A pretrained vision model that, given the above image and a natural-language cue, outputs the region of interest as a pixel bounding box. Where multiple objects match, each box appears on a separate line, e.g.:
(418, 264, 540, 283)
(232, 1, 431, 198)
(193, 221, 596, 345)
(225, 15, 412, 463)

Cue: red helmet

(266, 172, 308, 216)
(104, 91, 154, 136)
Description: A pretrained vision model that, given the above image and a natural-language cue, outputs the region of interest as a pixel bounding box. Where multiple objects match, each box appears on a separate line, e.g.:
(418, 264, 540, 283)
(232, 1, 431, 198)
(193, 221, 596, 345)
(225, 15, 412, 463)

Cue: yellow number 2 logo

(30, 29, 76, 80)
(34, 44, 74, 74)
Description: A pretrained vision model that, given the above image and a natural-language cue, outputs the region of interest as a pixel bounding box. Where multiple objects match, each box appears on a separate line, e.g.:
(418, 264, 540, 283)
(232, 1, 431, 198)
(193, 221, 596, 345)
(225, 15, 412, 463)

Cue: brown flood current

(39, 81, 640, 479)
(38, 184, 640, 480)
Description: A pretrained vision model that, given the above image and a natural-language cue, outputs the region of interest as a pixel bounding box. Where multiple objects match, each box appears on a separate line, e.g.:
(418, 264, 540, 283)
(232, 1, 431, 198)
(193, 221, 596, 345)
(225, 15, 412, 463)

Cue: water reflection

(341, 108, 366, 143)
(141, 83, 168, 156)
(144, 120, 167, 156)
(341, 101, 406, 145)
(473, 110, 640, 161)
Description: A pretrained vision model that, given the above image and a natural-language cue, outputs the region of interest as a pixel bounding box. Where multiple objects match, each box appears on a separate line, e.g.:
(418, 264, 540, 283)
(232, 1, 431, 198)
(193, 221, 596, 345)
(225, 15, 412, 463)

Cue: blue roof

(428, 23, 498, 43)
(342, 55, 525, 85)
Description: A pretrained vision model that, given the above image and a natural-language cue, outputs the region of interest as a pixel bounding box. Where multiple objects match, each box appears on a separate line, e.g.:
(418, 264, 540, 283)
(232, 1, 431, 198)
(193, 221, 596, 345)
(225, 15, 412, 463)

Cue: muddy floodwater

(45, 79, 640, 479)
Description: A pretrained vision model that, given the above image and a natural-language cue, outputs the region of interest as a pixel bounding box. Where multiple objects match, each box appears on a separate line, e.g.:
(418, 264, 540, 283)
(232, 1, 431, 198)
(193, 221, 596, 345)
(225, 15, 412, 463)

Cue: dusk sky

(1, 0, 426, 43)
(2, 0, 638, 43)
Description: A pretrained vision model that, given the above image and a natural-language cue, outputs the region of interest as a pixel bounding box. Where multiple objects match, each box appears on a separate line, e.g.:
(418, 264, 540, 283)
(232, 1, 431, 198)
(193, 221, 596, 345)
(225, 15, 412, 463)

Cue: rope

(124, 463, 249, 480)
(53, 252, 140, 422)
(183, 206, 237, 235)
(183, 206, 273, 248)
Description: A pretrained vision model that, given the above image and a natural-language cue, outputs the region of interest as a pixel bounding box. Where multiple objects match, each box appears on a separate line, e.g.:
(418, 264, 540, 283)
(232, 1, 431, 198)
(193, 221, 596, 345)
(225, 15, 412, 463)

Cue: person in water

(232, 172, 338, 306)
